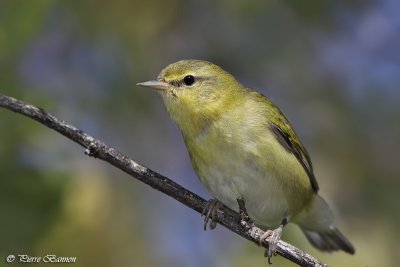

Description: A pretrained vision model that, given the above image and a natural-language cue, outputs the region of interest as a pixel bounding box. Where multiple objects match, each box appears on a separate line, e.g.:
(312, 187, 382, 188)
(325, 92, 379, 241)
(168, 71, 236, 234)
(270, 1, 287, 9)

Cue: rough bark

(0, 93, 327, 267)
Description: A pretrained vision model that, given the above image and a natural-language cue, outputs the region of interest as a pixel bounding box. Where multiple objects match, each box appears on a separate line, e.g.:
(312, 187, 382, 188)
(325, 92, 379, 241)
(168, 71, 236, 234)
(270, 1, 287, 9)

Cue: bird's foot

(236, 198, 254, 230)
(260, 225, 284, 264)
(202, 199, 223, 230)
(236, 198, 285, 264)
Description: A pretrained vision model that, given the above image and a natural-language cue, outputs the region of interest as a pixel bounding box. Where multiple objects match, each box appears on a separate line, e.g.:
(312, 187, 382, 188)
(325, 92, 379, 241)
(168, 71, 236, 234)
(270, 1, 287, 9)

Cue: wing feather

(270, 123, 319, 193)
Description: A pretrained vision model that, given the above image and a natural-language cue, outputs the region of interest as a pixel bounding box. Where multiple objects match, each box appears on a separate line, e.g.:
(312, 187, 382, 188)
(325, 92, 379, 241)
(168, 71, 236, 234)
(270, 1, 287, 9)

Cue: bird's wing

(269, 122, 319, 193)
(247, 91, 319, 193)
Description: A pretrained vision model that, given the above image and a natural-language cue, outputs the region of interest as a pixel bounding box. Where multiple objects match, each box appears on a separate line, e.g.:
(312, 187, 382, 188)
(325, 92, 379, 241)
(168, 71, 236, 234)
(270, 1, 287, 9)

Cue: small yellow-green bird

(137, 59, 355, 258)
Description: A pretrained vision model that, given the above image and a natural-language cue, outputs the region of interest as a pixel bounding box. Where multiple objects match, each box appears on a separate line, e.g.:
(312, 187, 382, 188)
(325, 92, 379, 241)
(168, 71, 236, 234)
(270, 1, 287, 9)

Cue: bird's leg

(237, 199, 289, 264)
(236, 198, 254, 230)
(202, 199, 223, 230)
(260, 217, 288, 264)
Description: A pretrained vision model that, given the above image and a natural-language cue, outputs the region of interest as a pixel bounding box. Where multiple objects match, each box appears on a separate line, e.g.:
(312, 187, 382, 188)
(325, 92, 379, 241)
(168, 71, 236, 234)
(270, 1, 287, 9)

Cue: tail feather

(295, 196, 355, 254)
(303, 227, 355, 254)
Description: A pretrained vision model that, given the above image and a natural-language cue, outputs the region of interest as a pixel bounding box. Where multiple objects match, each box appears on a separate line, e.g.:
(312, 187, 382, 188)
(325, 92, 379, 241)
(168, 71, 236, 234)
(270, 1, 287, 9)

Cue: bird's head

(137, 59, 244, 135)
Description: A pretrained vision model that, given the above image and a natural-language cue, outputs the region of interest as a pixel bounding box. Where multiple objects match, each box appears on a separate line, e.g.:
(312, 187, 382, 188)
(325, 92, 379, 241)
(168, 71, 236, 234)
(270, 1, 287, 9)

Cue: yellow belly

(185, 123, 314, 228)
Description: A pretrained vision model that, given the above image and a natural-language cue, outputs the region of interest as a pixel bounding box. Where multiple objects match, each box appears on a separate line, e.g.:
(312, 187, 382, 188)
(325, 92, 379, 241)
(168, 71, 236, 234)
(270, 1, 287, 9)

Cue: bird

(137, 59, 355, 261)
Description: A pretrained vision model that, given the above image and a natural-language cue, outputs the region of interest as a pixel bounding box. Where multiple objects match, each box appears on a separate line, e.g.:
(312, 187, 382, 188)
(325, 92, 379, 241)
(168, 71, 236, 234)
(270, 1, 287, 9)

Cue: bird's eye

(183, 75, 195, 86)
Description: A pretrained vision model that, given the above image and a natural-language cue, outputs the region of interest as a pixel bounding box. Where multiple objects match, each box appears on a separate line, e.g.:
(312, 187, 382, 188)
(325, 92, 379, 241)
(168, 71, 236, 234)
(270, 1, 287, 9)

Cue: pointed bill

(136, 80, 170, 91)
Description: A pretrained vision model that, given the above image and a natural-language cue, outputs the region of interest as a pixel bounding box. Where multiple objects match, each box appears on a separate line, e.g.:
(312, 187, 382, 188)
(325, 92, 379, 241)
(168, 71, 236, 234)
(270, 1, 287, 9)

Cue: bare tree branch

(0, 93, 327, 267)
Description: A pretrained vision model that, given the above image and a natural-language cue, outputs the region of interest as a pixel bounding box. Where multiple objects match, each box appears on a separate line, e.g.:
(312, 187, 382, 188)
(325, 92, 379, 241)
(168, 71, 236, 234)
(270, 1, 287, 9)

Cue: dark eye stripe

(171, 76, 202, 87)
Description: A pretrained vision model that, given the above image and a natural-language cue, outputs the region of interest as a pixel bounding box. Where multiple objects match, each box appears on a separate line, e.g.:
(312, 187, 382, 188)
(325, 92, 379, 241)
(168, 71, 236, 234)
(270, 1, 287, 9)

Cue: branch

(0, 93, 327, 267)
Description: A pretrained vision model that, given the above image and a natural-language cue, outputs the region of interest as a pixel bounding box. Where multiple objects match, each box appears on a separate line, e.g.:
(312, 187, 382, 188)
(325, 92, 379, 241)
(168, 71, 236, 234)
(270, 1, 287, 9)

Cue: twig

(0, 93, 327, 267)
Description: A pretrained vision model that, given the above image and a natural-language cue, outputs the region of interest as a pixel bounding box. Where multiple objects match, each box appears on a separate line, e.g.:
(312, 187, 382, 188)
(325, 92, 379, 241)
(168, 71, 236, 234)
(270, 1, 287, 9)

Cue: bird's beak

(136, 80, 170, 91)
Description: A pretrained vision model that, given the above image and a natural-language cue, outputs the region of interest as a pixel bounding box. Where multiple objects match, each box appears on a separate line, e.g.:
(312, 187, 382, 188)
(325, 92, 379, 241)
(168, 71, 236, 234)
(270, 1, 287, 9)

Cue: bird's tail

(302, 226, 355, 254)
(295, 195, 355, 254)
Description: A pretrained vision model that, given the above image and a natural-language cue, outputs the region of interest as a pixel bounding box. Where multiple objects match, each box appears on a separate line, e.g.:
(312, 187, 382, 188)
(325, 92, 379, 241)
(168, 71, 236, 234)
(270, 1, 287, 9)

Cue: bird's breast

(185, 123, 300, 227)
(181, 99, 314, 228)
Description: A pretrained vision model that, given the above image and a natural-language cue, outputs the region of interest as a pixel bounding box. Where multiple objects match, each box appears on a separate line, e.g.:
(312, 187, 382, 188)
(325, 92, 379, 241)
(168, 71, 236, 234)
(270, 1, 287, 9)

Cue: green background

(1, 1, 399, 266)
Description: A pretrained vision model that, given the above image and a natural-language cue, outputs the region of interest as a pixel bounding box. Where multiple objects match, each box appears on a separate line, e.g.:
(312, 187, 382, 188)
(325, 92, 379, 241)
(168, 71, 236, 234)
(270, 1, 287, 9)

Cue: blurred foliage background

(0, 1, 399, 266)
